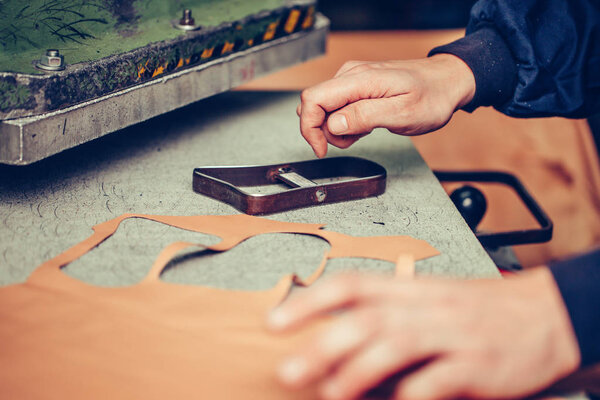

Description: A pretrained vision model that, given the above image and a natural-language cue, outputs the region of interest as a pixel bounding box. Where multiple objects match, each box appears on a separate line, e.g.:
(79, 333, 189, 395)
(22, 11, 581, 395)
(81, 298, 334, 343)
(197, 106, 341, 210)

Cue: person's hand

(297, 54, 476, 158)
(267, 268, 581, 400)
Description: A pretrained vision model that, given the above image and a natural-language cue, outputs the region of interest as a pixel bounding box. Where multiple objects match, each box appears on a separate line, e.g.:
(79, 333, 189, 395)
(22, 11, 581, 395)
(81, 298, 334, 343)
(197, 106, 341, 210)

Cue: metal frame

(193, 157, 387, 215)
(434, 170, 553, 248)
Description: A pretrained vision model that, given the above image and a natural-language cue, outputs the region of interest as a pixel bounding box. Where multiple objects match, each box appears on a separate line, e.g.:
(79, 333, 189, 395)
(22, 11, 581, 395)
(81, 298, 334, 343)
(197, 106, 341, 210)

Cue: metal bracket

(193, 157, 387, 215)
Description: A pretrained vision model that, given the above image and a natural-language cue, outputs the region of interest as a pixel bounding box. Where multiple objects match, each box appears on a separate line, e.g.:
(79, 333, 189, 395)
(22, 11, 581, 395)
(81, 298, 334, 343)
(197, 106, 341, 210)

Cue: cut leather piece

(0, 213, 439, 399)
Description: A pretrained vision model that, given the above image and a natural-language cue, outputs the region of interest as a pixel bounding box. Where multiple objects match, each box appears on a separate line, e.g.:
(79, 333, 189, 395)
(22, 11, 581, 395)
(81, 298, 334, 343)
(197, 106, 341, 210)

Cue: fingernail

(313, 146, 326, 159)
(328, 114, 348, 134)
(278, 357, 308, 385)
(321, 381, 343, 400)
(267, 308, 289, 330)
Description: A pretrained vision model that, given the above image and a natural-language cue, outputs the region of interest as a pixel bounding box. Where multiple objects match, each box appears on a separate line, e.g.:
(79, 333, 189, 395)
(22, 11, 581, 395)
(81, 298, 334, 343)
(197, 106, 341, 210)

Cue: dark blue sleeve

(429, 0, 600, 118)
(549, 250, 600, 367)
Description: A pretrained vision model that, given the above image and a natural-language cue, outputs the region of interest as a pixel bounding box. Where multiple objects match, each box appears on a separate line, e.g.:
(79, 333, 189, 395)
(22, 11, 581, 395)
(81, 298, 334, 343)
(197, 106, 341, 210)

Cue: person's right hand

(268, 267, 581, 400)
(297, 53, 476, 158)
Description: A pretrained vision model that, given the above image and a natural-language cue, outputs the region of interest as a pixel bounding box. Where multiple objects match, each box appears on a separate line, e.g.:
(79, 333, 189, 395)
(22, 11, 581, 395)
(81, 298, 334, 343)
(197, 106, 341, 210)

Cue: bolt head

(315, 189, 327, 203)
(180, 9, 195, 25)
(46, 55, 63, 66)
(173, 8, 200, 31)
(35, 50, 65, 71)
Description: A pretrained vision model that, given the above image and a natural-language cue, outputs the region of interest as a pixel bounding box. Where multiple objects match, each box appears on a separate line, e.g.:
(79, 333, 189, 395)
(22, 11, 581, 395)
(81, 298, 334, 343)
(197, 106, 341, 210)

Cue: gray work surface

(0, 91, 499, 289)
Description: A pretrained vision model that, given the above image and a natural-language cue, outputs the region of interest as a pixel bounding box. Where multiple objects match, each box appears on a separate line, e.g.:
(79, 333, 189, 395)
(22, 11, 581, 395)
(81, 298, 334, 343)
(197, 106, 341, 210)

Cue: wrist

(429, 53, 476, 109)
(514, 268, 581, 376)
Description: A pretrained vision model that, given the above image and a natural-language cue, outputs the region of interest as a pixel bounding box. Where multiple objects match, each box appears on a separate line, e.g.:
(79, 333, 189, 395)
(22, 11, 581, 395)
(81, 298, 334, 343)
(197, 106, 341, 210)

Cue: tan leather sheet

(0, 213, 438, 399)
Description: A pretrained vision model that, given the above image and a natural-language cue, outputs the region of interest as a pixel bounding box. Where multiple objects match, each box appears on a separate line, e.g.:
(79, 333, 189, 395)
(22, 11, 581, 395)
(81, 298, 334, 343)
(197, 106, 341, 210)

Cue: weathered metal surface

(0, 91, 499, 288)
(0, 14, 328, 165)
(192, 157, 387, 215)
(0, 0, 316, 119)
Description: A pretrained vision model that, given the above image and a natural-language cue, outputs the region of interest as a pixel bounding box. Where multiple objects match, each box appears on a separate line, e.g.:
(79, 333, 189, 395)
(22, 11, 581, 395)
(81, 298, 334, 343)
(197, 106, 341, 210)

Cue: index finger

(299, 71, 384, 157)
(267, 273, 387, 332)
(299, 94, 328, 158)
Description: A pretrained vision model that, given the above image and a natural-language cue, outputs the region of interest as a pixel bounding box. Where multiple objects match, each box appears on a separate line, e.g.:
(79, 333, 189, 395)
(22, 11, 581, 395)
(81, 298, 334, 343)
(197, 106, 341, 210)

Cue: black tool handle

(434, 170, 553, 248)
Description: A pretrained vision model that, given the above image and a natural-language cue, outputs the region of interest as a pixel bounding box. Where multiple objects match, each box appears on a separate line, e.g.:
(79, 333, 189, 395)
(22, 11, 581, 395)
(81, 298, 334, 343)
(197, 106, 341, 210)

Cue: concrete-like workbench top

(0, 91, 499, 289)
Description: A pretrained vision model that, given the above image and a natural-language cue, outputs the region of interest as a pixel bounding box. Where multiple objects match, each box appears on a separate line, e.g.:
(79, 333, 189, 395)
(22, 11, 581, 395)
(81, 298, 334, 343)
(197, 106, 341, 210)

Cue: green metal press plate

(0, 0, 316, 119)
(0, 0, 296, 74)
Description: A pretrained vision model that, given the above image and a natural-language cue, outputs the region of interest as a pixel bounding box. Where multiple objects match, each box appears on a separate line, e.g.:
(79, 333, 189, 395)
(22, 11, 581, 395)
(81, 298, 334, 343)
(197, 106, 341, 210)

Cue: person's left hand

(266, 268, 580, 400)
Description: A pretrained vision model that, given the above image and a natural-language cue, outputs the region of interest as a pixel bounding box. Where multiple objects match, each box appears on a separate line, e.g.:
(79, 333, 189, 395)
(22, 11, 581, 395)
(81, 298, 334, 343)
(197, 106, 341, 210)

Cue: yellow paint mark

(247, 39, 254, 46)
(201, 48, 214, 59)
(221, 41, 235, 55)
(263, 21, 279, 41)
(137, 59, 150, 79)
(151, 64, 166, 78)
(176, 58, 184, 68)
(284, 9, 301, 33)
(302, 6, 315, 29)
(185, 58, 191, 65)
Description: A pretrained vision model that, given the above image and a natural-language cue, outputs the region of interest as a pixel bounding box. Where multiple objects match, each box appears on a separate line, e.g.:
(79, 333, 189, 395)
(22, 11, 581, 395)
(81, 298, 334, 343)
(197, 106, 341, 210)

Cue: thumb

(327, 98, 401, 136)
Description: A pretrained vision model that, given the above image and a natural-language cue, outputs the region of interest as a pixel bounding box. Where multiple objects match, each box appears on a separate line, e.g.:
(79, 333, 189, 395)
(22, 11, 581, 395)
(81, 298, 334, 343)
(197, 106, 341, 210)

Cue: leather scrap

(0, 213, 439, 399)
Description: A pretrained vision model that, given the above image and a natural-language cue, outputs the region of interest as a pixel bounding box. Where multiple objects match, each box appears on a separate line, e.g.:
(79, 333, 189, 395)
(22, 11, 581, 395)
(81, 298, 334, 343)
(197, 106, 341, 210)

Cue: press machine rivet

(315, 189, 326, 202)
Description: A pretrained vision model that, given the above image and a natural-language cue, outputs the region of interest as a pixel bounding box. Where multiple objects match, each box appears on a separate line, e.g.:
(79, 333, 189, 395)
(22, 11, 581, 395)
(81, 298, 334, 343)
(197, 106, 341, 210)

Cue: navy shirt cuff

(550, 250, 600, 367)
(428, 26, 518, 112)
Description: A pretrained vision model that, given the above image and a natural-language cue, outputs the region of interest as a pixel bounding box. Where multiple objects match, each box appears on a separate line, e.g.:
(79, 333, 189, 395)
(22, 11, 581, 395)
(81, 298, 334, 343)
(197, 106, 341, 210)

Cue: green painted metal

(0, 0, 291, 74)
(0, 0, 316, 119)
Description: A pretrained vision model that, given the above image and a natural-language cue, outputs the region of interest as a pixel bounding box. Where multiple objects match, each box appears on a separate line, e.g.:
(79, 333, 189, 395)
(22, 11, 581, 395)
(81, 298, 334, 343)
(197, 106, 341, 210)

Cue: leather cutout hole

(64, 218, 220, 287)
(160, 233, 330, 291)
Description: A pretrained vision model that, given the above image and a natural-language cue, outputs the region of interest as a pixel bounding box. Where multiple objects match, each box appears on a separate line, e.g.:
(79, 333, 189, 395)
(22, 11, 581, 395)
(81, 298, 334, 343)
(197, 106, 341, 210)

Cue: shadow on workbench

(0, 90, 424, 192)
(0, 91, 295, 190)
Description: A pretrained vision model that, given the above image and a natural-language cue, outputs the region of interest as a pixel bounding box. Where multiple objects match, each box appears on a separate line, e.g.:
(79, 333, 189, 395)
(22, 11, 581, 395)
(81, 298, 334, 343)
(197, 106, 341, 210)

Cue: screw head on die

(35, 49, 66, 71)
